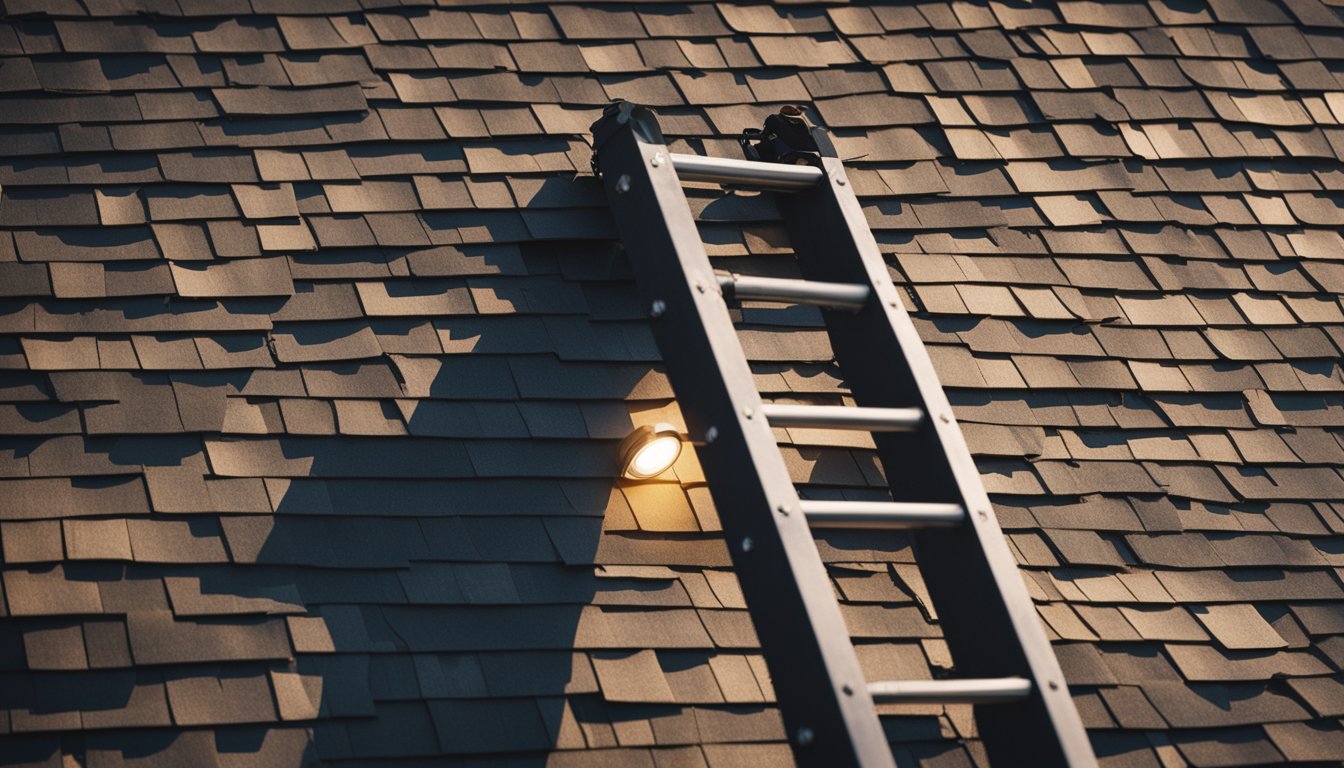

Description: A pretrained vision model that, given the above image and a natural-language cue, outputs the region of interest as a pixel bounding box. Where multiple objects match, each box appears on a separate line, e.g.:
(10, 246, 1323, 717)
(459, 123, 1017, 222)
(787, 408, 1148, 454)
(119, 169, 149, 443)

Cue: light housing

(619, 423, 683, 479)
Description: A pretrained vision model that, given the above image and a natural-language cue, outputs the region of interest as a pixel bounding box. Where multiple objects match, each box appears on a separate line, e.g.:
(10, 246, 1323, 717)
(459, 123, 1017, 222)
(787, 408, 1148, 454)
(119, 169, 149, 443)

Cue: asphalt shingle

(2, 1, 1344, 765)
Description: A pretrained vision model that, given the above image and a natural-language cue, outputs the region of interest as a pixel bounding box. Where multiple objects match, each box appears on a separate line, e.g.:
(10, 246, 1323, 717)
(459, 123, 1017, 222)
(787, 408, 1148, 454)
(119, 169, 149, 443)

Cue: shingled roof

(3, 0, 1344, 766)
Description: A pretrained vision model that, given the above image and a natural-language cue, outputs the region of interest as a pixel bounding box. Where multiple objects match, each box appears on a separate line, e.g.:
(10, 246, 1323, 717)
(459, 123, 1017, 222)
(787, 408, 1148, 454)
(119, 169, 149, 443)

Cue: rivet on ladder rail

(650, 299, 665, 318)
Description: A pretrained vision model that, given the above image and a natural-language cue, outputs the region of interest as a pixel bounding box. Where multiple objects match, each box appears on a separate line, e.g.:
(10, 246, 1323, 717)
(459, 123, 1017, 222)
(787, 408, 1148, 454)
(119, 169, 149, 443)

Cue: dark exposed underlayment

(1, 0, 1344, 766)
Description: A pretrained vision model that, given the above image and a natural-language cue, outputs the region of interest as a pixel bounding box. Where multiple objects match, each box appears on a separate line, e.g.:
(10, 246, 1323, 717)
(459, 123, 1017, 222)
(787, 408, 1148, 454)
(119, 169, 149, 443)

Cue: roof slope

(2, 0, 1344, 766)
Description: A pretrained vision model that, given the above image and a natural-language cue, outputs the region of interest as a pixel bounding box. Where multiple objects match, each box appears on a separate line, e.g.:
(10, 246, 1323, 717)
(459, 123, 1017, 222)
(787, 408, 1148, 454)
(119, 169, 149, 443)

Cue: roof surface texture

(2, 0, 1344, 766)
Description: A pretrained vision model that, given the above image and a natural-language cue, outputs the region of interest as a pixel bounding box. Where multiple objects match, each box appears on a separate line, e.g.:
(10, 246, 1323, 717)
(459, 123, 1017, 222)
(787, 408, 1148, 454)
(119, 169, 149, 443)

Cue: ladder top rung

(869, 678, 1032, 704)
(670, 153, 823, 190)
(718, 273, 869, 310)
(760, 403, 922, 431)
(799, 500, 964, 529)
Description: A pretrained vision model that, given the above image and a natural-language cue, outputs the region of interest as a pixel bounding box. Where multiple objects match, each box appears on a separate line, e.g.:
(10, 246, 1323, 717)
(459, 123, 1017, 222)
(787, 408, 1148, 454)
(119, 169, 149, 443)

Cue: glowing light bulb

(630, 435, 680, 477)
(619, 423, 683, 479)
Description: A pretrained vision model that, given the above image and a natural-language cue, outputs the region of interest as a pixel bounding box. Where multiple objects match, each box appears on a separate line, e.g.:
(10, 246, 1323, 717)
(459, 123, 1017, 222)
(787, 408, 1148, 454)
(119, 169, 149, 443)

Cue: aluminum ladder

(590, 101, 1097, 768)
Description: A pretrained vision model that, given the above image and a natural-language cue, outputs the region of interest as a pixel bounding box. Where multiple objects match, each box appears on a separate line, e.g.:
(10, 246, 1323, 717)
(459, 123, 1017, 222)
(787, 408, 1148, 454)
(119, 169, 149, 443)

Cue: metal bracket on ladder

(591, 101, 1097, 768)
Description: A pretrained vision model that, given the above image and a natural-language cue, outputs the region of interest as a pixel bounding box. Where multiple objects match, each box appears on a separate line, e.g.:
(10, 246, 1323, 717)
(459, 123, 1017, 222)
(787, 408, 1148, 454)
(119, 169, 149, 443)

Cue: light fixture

(619, 423, 683, 479)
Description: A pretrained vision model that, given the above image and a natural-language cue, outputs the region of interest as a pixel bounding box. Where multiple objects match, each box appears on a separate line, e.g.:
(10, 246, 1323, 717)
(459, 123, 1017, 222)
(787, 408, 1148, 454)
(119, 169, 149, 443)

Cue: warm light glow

(619, 423, 683, 479)
(630, 435, 680, 477)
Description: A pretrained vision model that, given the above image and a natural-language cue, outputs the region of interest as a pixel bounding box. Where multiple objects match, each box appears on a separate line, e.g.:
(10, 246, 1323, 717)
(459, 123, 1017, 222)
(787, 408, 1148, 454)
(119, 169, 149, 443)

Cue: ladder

(590, 102, 1097, 768)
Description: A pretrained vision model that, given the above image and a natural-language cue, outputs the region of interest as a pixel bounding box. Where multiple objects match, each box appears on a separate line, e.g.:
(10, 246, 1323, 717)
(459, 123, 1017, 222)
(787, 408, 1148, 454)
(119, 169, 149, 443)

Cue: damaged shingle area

(2, 1, 1344, 767)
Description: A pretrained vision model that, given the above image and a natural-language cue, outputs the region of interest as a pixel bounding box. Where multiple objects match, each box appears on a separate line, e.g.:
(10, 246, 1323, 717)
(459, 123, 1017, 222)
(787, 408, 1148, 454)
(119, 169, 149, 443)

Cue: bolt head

(650, 299, 666, 318)
(741, 537, 754, 553)
(796, 727, 814, 746)
(704, 426, 718, 443)
(651, 153, 664, 168)
(615, 174, 631, 194)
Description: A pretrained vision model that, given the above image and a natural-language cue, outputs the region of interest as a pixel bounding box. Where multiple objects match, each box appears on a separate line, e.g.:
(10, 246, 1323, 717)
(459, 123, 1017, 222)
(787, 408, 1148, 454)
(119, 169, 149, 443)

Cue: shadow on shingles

(0, 317, 624, 767)
(0, 258, 651, 766)
(241, 317, 615, 765)
(35, 224, 159, 251)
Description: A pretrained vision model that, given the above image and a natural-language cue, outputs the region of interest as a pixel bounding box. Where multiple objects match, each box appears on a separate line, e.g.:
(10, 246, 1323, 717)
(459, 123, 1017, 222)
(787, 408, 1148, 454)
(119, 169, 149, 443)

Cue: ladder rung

(670, 153, 824, 190)
(761, 403, 923, 431)
(799, 500, 965, 529)
(718, 273, 869, 310)
(869, 678, 1032, 704)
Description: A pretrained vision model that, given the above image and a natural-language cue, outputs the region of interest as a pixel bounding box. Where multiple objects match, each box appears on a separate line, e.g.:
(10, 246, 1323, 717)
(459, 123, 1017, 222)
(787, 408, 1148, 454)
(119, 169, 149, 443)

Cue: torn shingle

(166, 669, 279, 725)
(213, 84, 367, 115)
(126, 611, 291, 665)
(551, 6, 647, 40)
(1192, 604, 1291, 651)
(170, 257, 294, 298)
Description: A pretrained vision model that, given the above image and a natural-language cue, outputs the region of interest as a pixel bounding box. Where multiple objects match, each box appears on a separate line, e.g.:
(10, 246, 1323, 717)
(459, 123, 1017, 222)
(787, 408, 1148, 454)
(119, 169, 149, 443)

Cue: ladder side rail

(591, 108, 898, 768)
(775, 132, 1098, 768)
